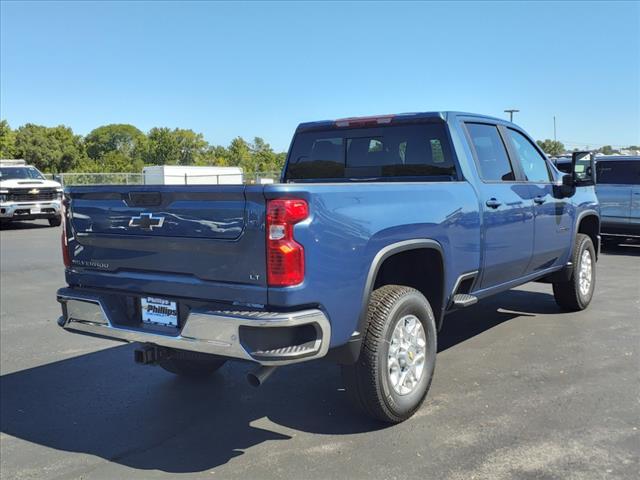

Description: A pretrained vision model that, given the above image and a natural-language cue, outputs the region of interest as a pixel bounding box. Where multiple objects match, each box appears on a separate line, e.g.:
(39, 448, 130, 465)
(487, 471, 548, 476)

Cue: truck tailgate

(64, 185, 267, 303)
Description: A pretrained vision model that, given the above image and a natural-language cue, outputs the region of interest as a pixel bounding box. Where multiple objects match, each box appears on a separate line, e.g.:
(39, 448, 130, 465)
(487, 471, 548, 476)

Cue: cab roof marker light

(334, 115, 395, 128)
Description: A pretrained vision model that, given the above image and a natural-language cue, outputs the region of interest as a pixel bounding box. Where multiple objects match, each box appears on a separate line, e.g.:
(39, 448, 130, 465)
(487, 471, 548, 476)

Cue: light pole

(504, 109, 519, 122)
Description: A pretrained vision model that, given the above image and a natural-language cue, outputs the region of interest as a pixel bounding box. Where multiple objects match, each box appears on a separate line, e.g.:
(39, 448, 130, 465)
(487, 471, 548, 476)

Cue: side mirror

(558, 173, 575, 198)
(571, 151, 595, 186)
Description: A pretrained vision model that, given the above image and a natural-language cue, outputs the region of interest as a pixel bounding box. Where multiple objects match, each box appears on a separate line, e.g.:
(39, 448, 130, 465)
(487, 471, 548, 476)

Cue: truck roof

(554, 155, 640, 164)
(295, 111, 517, 133)
(592, 155, 640, 162)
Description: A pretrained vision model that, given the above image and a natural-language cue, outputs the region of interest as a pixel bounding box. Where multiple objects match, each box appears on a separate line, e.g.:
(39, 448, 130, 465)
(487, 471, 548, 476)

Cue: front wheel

(342, 285, 437, 423)
(553, 233, 596, 311)
(48, 216, 62, 227)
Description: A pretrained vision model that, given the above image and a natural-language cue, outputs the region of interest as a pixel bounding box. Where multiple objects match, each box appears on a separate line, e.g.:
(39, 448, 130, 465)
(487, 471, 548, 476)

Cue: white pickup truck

(0, 159, 63, 227)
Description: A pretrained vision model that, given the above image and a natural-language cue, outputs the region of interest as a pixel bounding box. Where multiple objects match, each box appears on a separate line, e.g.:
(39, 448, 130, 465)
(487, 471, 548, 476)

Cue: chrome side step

(451, 293, 478, 308)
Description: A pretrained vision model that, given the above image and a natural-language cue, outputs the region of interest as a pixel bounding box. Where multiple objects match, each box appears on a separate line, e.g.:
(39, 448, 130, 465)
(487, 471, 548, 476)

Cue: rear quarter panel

(265, 182, 481, 347)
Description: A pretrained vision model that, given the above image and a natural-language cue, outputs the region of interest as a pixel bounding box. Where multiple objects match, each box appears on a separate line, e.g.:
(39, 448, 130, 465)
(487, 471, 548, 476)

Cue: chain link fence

(44, 171, 281, 186)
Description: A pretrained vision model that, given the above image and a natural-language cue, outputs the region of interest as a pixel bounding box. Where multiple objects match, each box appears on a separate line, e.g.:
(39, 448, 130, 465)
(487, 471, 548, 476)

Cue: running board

(452, 294, 478, 308)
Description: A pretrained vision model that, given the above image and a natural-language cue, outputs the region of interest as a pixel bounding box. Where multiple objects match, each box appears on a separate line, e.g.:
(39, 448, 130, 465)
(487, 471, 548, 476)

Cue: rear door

(464, 122, 534, 289)
(504, 128, 572, 272)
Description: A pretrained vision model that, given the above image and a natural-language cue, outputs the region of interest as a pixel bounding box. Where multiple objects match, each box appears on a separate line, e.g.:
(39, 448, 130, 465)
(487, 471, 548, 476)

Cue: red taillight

(61, 201, 71, 268)
(266, 198, 308, 287)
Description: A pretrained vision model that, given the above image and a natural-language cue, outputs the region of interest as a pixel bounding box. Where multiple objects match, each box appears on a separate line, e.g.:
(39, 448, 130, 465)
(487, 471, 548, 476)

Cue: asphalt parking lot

(1, 221, 638, 480)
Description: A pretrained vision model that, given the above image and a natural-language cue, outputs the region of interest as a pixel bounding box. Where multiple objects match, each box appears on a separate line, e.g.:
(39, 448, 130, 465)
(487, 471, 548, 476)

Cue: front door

(505, 128, 572, 272)
(464, 123, 535, 289)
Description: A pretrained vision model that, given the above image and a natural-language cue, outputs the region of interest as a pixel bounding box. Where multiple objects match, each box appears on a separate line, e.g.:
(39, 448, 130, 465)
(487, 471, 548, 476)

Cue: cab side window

(596, 161, 640, 185)
(507, 129, 551, 183)
(466, 123, 515, 182)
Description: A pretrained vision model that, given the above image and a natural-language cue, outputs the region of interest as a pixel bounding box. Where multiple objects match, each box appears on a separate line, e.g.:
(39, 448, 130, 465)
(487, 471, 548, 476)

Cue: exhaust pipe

(247, 366, 277, 387)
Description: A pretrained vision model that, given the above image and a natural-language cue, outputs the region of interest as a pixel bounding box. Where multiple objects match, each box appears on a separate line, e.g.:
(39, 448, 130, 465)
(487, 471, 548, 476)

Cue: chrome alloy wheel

(388, 315, 427, 395)
(579, 249, 593, 296)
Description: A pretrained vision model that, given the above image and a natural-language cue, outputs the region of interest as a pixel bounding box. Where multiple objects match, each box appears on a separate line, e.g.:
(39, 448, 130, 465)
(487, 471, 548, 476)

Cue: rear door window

(596, 161, 640, 185)
(285, 123, 457, 181)
(465, 123, 515, 182)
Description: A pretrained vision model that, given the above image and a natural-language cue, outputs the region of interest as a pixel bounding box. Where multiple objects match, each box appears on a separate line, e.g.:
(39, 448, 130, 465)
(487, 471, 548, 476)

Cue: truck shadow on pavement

(0, 289, 553, 474)
(601, 241, 640, 257)
(0, 220, 54, 230)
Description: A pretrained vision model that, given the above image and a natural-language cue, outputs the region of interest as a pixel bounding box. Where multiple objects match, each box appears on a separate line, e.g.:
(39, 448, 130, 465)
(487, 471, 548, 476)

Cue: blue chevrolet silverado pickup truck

(57, 112, 600, 423)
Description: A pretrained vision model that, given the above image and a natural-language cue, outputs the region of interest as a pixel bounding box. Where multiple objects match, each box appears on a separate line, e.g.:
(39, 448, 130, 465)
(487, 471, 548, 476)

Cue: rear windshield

(284, 123, 457, 182)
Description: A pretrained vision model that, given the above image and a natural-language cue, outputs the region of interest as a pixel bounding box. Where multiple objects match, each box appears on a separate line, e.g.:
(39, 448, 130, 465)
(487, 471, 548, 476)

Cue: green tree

(172, 128, 208, 165)
(99, 151, 139, 172)
(599, 145, 616, 155)
(144, 127, 178, 164)
(227, 137, 252, 169)
(14, 124, 86, 172)
(0, 120, 17, 158)
(251, 137, 274, 171)
(85, 124, 146, 161)
(69, 157, 101, 173)
(144, 127, 209, 165)
(195, 145, 229, 166)
(274, 152, 287, 172)
(536, 139, 565, 156)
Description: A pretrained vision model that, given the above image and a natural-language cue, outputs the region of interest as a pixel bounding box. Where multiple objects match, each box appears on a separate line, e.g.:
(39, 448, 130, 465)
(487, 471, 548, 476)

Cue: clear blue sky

(1, 1, 638, 151)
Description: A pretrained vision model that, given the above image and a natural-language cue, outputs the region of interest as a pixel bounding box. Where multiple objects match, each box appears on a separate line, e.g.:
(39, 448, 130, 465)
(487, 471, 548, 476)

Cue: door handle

(485, 198, 502, 209)
(533, 196, 546, 205)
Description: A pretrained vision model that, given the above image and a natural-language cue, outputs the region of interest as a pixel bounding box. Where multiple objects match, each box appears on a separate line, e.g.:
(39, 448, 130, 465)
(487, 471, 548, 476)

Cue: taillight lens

(61, 200, 71, 268)
(266, 198, 308, 286)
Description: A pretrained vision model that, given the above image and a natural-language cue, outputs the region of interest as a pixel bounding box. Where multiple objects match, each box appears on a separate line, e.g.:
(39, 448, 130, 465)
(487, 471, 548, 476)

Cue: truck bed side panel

(264, 182, 481, 347)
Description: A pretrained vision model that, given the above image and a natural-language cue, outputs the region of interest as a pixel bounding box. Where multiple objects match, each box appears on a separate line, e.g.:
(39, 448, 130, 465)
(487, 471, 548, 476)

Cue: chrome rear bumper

(57, 288, 330, 366)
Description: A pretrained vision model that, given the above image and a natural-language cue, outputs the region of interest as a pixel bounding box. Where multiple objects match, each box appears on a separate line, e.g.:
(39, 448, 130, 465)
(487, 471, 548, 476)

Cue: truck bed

(63, 181, 481, 347)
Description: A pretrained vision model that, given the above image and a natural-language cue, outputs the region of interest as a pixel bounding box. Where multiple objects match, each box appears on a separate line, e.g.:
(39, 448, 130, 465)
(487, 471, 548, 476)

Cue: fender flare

(573, 210, 600, 258)
(355, 239, 445, 337)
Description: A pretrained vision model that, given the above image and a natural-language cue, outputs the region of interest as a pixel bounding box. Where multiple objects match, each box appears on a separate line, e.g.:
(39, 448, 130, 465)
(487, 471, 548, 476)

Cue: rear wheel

(48, 216, 62, 227)
(159, 350, 226, 378)
(553, 234, 596, 311)
(342, 285, 437, 423)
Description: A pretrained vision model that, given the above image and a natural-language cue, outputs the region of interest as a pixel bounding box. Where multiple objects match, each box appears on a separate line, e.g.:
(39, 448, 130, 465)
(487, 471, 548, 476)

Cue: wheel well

(578, 214, 600, 258)
(373, 248, 444, 328)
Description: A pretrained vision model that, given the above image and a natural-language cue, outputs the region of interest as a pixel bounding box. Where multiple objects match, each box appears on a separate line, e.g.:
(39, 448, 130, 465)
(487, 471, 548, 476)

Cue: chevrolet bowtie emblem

(28, 188, 40, 194)
(128, 213, 165, 231)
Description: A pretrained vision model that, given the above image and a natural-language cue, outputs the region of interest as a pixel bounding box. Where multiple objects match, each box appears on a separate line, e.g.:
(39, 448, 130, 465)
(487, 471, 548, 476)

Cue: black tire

(48, 216, 62, 227)
(159, 351, 226, 378)
(342, 285, 437, 423)
(553, 233, 596, 311)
